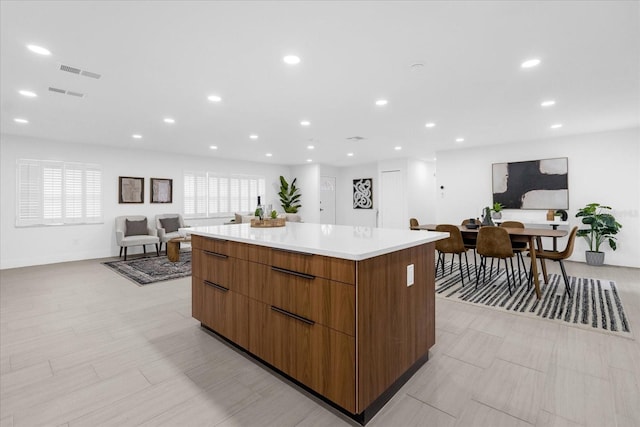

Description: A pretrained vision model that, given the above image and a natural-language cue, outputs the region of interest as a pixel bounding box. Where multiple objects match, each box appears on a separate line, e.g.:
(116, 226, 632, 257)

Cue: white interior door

(380, 170, 404, 229)
(319, 176, 336, 224)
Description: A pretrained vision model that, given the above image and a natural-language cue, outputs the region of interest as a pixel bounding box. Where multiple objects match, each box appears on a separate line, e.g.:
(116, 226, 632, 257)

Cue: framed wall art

(118, 176, 144, 204)
(150, 178, 173, 203)
(353, 178, 373, 209)
(492, 157, 568, 209)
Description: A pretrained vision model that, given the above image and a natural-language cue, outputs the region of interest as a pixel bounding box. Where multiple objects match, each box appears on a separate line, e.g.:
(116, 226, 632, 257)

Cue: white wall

(290, 164, 320, 224)
(0, 134, 290, 269)
(435, 127, 640, 268)
(408, 159, 437, 225)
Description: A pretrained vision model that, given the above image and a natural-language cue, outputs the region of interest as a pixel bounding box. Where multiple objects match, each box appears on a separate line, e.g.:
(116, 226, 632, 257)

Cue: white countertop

(185, 222, 447, 261)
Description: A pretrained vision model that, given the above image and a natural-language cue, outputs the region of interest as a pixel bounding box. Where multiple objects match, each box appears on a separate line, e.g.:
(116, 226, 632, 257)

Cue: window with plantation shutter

(16, 159, 103, 226)
(183, 171, 265, 218)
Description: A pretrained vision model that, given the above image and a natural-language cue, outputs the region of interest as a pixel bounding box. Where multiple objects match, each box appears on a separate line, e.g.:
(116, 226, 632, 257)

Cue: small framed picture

(150, 178, 173, 203)
(118, 176, 144, 203)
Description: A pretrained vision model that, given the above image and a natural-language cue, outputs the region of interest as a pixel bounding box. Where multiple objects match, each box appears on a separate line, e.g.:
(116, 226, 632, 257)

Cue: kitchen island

(188, 222, 447, 424)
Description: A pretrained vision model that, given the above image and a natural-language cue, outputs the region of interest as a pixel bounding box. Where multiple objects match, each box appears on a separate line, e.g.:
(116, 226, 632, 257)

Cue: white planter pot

(585, 251, 605, 266)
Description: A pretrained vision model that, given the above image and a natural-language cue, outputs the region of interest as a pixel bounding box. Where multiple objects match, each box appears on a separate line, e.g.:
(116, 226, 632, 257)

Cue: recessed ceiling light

(283, 55, 300, 65)
(307, 145, 314, 150)
(207, 95, 222, 102)
(14, 118, 29, 124)
(306, 159, 312, 163)
(550, 123, 563, 129)
(455, 138, 465, 142)
(425, 122, 436, 128)
(250, 134, 259, 140)
(541, 100, 556, 107)
(27, 44, 51, 56)
(209, 145, 218, 150)
(19, 90, 37, 98)
(394, 146, 402, 151)
(300, 120, 310, 126)
(521, 58, 541, 68)
(347, 152, 354, 157)
(132, 134, 142, 139)
(163, 118, 175, 124)
(375, 99, 388, 106)
(265, 153, 273, 157)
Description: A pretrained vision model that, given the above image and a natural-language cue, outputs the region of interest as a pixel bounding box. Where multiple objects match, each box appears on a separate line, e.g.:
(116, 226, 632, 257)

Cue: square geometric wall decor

(353, 178, 373, 209)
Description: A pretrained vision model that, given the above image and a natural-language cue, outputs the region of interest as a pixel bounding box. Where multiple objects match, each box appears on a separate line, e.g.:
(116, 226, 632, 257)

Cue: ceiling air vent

(48, 87, 86, 98)
(59, 63, 102, 79)
(346, 136, 365, 141)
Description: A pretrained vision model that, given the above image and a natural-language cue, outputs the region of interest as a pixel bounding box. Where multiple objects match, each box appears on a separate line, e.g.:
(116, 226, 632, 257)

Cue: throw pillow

(160, 216, 180, 233)
(125, 218, 148, 236)
(235, 213, 243, 223)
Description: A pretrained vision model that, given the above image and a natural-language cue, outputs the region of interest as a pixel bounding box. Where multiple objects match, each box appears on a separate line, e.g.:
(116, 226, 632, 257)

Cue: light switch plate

(407, 264, 414, 286)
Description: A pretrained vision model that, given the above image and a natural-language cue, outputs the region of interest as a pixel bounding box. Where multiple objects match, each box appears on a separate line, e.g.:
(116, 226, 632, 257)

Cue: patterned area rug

(102, 251, 191, 285)
(436, 262, 632, 337)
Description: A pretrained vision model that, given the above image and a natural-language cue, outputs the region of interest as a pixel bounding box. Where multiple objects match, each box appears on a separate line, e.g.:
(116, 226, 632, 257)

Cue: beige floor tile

(444, 328, 504, 368)
(0, 416, 12, 427)
(497, 330, 555, 372)
(536, 410, 584, 427)
(467, 309, 513, 338)
(430, 328, 460, 356)
(553, 327, 610, 379)
(454, 400, 532, 427)
(369, 394, 456, 427)
(609, 367, 640, 425)
(0, 361, 52, 396)
(542, 365, 616, 427)
(67, 374, 201, 426)
(435, 298, 480, 334)
(406, 354, 483, 417)
(472, 359, 545, 424)
(12, 369, 150, 427)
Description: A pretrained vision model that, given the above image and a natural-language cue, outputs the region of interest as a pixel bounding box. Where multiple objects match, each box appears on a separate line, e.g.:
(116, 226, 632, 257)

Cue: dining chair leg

(558, 260, 572, 294)
(463, 251, 471, 280)
(503, 258, 512, 295)
(476, 256, 485, 289)
(457, 253, 465, 286)
(450, 255, 454, 274)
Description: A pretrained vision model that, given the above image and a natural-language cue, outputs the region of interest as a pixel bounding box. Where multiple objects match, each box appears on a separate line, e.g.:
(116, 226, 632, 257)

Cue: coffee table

(167, 236, 191, 262)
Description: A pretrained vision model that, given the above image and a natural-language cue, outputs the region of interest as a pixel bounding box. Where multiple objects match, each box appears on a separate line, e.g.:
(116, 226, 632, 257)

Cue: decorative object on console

(279, 175, 302, 213)
(481, 206, 494, 226)
(546, 209, 555, 221)
(353, 178, 373, 209)
(555, 209, 568, 221)
(491, 202, 503, 219)
(492, 157, 568, 209)
(575, 203, 622, 266)
(118, 176, 144, 203)
(150, 178, 173, 203)
(250, 217, 286, 227)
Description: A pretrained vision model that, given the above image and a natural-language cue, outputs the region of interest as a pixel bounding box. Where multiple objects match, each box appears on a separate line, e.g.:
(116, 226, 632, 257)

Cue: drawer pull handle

(204, 250, 228, 259)
(204, 280, 229, 292)
(272, 247, 314, 257)
(271, 266, 315, 280)
(270, 306, 315, 326)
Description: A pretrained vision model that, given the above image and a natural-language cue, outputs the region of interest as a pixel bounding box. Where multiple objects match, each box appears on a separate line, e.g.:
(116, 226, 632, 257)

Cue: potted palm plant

(575, 203, 622, 266)
(278, 176, 302, 216)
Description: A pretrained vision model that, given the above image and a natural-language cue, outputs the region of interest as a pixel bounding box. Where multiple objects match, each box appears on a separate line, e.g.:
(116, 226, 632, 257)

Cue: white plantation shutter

(16, 159, 103, 226)
(183, 172, 265, 217)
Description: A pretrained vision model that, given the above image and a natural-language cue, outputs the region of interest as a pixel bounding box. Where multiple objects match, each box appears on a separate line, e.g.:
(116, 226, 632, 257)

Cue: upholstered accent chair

(476, 226, 517, 295)
(435, 224, 471, 285)
(155, 214, 186, 252)
(115, 215, 160, 261)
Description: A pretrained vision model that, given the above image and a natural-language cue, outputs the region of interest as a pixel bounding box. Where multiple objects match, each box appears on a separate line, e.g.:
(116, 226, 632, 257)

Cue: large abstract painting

(492, 158, 568, 209)
(353, 178, 373, 209)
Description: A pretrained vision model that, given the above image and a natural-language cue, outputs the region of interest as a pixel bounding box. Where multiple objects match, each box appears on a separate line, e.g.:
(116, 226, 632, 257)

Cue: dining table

(412, 224, 568, 299)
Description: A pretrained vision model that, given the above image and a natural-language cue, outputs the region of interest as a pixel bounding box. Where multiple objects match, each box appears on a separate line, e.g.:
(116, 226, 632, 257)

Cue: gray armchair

(115, 215, 160, 261)
(155, 214, 186, 252)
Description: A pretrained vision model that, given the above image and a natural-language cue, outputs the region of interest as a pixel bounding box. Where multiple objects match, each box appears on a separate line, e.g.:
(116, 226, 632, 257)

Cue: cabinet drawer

(200, 278, 249, 349)
(193, 250, 250, 296)
(260, 266, 354, 336)
(270, 248, 355, 285)
(248, 299, 355, 413)
(191, 235, 247, 258)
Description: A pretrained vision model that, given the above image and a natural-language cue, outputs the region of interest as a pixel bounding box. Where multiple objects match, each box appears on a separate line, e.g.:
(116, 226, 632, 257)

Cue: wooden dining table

(413, 224, 568, 299)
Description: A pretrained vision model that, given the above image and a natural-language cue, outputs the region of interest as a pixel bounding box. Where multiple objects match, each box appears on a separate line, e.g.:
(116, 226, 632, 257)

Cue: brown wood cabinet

(191, 234, 435, 423)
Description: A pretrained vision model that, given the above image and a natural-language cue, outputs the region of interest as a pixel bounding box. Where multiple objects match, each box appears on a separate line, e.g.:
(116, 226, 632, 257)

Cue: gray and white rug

(102, 251, 191, 285)
(436, 262, 632, 337)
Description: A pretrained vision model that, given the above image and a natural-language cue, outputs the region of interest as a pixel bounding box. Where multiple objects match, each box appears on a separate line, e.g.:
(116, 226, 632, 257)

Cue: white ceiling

(1, 1, 639, 167)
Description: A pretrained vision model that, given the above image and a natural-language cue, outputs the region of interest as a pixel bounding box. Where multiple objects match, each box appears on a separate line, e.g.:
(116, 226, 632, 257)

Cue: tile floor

(0, 258, 638, 426)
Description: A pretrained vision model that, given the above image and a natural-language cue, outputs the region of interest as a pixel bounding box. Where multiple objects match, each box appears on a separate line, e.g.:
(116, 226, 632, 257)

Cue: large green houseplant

(278, 176, 301, 214)
(575, 203, 622, 266)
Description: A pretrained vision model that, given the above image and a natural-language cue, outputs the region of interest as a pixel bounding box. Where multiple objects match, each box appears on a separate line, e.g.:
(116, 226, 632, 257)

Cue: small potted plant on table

(491, 202, 504, 219)
(575, 203, 622, 266)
